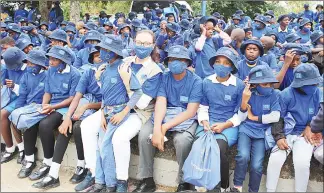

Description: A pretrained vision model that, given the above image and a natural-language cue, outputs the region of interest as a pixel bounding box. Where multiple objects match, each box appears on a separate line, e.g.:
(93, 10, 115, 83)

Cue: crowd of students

(0, 1, 323, 192)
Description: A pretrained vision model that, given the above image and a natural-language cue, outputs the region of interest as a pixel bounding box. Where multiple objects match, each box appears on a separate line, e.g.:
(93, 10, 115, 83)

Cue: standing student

(134, 45, 203, 192)
(266, 63, 322, 192)
(196, 47, 245, 192)
(19, 46, 80, 183)
(1, 47, 27, 164)
(231, 65, 280, 192)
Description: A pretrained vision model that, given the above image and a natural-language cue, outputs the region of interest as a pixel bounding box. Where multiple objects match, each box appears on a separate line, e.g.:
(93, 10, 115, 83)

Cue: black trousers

(217, 139, 230, 189)
(52, 120, 84, 164)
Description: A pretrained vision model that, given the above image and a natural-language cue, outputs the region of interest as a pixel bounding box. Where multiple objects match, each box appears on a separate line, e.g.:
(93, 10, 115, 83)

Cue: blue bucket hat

(304, 4, 309, 8)
(299, 18, 312, 27)
(4, 17, 13, 24)
(15, 38, 33, 50)
(38, 22, 48, 29)
(265, 31, 278, 43)
(95, 35, 124, 57)
(84, 30, 102, 42)
(7, 23, 21, 33)
(235, 10, 244, 16)
(67, 22, 76, 27)
(1, 22, 7, 29)
(23, 50, 47, 67)
(97, 27, 108, 34)
(166, 22, 180, 33)
(285, 33, 301, 43)
(280, 43, 312, 61)
(179, 19, 190, 30)
(49, 29, 67, 43)
(103, 21, 113, 27)
(88, 47, 99, 63)
(204, 16, 218, 26)
(84, 22, 98, 30)
(65, 25, 76, 34)
(21, 26, 34, 33)
(60, 21, 68, 26)
(19, 17, 28, 23)
(209, 47, 240, 74)
(164, 45, 192, 66)
(2, 47, 26, 70)
(118, 23, 131, 34)
(156, 9, 163, 15)
(232, 14, 241, 21)
(46, 46, 72, 65)
(311, 31, 323, 44)
(291, 63, 322, 88)
(277, 14, 290, 23)
(212, 12, 221, 18)
(254, 15, 267, 26)
(265, 10, 275, 18)
(289, 12, 297, 19)
(248, 65, 279, 84)
(131, 19, 142, 28)
(240, 39, 264, 57)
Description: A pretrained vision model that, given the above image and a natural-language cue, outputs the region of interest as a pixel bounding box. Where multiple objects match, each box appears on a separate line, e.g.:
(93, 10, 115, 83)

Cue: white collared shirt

(278, 26, 288, 33)
(207, 74, 237, 86)
(58, 64, 71, 74)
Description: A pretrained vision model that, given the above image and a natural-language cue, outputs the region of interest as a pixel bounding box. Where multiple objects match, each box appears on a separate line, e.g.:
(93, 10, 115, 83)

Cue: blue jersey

(236, 59, 268, 80)
(297, 30, 311, 44)
(75, 68, 102, 101)
(194, 38, 217, 79)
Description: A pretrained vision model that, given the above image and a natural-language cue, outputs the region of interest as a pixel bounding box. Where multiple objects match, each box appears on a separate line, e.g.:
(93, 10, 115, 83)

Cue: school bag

(182, 131, 221, 191)
(1, 85, 11, 109)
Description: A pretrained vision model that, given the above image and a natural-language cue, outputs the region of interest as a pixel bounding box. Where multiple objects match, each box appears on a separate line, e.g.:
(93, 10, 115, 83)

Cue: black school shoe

(176, 183, 195, 192)
(17, 150, 25, 164)
(18, 161, 37, 178)
(70, 167, 88, 184)
(132, 178, 156, 192)
(29, 163, 50, 181)
(32, 175, 60, 189)
(87, 183, 106, 192)
(1, 148, 17, 164)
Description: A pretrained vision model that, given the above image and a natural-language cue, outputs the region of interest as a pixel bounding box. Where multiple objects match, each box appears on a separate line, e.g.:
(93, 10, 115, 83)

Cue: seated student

(267, 63, 322, 192)
(314, 14, 324, 32)
(31, 50, 103, 190)
(297, 18, 312, 45)
(7, 23, 30, 41)
(1, 47, 27, 164)
(228, 28, 245, 59)
(38, 22, 48, 35)
(117, 24, 135, 57)
(196, 47, 245, 192)
(27, 26, 45, 49)
(15, 38, 33, 54)
(18, 46, 81, 182)
(252, 15, 270, 39)
(260, 36, 278, 71)
(310, 31, 324, 74)
(79, 47, 103, 74)
(194, 16, 231, 79)
(134, 45, 203, 192)
(275, 14, 294, 45)
(310, 101, 323, 165)
(274, 43, 311, 90)
(65, 25, 80, 54)
(231, 65, 280, 192)
(236, 39, 268, 81)
(87, 36, 142, 192)
(73, 30, 101, 69)
(103, 21, 114, 35)
(265, 31, 281, 59)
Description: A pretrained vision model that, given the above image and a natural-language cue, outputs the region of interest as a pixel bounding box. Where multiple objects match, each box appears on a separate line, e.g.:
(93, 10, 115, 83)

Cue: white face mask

(143, 7, 148, 11)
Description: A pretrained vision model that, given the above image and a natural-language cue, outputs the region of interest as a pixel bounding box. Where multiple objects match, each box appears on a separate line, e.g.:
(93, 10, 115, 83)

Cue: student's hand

(284, 50, 295, 66)
(247, 104, 254, 119)
(101, 111, 107, 131)
(243, 76, 249, 85)
(214, 25, 221, 33)
(200, 24, 207, 36)
(152, 130, 164, 152)
(211, 122, 226, 133)
(118, 63, 131, 85)
(161, 124, 168, 136)
(277, 138, 289, 150)
(242, 83, 252, 105)
(110, 111, 127, 125)
(95, 64, 107, 81)
(41, 104, 54, 114)
(318, 50, 324, 56)
(59, 118, 73, 137)
(72, 105, 88, 121)
(202, 120, 211, 131)
(301, 126, 316, 145)
(5, 79, 15, 88)
(311, 132, 323, 146)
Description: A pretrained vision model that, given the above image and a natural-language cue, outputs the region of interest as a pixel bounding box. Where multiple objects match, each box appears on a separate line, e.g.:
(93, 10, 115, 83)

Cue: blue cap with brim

(23, 50, 47, 67)
(164, 45, 192, 66)
(249, 65, 279, 84)
(2, 47, 26, 70)
(291, 63, 322, 88)
(209, 47, 239, 74)
(46, 46, 72, 65)
(95, 35, 124, 57)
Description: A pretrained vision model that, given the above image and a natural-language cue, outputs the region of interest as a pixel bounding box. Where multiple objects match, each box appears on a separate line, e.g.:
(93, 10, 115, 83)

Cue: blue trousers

(233, 132, 265, 192)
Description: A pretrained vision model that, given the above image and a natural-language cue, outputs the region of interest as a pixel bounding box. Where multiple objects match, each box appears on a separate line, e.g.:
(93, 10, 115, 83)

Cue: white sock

(4, 145, 16, 157)
(77, 160, 85, 168)
(25, 154, 35, 168)
(48, 162, 60, 179)
(17, 142, 24, 156)
(43, 157, 52, 167)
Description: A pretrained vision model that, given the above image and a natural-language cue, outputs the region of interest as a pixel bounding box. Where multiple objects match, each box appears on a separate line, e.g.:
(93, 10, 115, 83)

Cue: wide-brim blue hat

(285, 33, 301, 43)
(84, 22, 98, 30)
(7, 23, 21, 33)
(209, 47, 239, 74)
(88, 47, 99, 63)
(299, 18, 312, 27)
(166, 22, 180, 33)
(240, 39, 264, 57)
(23, 50, 47, 67)
(265, 10, 275, 18)
(118, 24, 132, 34)
(2, 47, 26, 70)
(310, 31, 323, 44)
(248, 65, 279, 84)
(103, 21, 113, 27)
(131, 19, 142, 28)
(4, 17, 13, 24)
(235, 10, 244, 16)
(97, 27, 108, 34)
(164, 45, 192, 66)
(179, 19, 190, 30)
(232, 14, 241, 20)
(65, 25, 76, 33)
(254, 15, 267, 25)
(49, 29, 68, 43)
(84, 30, 101, 42)
(95, 35, 124, 57)
(15, 38, 33, 50)
(46, 46, 72, 65)
(38, 22, 48, 29)
(289, 12, 297, 19)
(291, 63, 322, 88)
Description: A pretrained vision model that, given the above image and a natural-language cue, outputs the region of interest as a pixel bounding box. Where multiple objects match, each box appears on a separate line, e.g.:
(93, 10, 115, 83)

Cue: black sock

(144, 177, 154, 184)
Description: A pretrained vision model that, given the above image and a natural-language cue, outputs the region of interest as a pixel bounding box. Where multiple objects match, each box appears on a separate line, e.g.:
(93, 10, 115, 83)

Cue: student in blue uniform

(314, 14, 324, 32)
(98, 11, 109, 27)
(20, 46, 80, 183)
(267, 63, 322, 192)
(285, 33, 301, 43)
(87, 36, 142, 192)
(65, 25, 79, 53)
(260, 36, 278, 71)
(231, 65, 280, 192)
(196, 47, 245, 192)
(134, 45, 203, 192)
(15, 38, 34, 54)
(264, 31, 281, 58)
(314, 4, 323, 24)
(0, 22, 7, 39)
(228, 28, 245, 59)
(38, 22, 48, 35)
(252, 15, 270, 39)
(14, 3, 28, 23)
(1, 47, 27, 164)
(27, 26, 45, 49)
(302, 4, 314, 22)
(235, 10, 251, 27)
(7, 23, 30, 41)
(276, 14, 294, 45)
(297, 18, 312, 44)
(78, 47, 103, 74)
(117, 24, 135, 57)
(103, 21, 114, 34)
(126, 12, 137, 25)
(236, 39, 268, 81)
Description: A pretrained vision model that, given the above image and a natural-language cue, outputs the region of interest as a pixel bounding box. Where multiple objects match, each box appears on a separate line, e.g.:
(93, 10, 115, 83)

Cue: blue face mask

(100, 49, 116, 62)
(68, 33, 74, 39)
(134, 45, 154, 59)
(27, 65, 42, 74)
(84, 43, 93, 49)
(50, 62, 66, 72)
(79, 34, 84, 38)
(13, 33, 20, 41)
(168, 60, 187, 74)
(256, 23, 263, 30)
(1, 32, 7, 39)
(302, 27, 310, 33)
(213, 64, 232, 78)
(301, 85, 317, 95)
(300, 55, 308, 63)
(123, 32, 129, 37)
(256, 85, 273, 96)
(244, 55, 260, 65)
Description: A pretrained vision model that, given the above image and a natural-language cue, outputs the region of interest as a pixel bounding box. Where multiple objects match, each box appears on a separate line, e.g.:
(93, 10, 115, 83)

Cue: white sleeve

(262, 111, 280, 124)
(12, 84, 20, 96)
(136, 94, 153, 110)
(195, 35, 207, 51)
(228, 113, 241, 127)
(238, 109, 248, 122)
(197, 104, 209, 125)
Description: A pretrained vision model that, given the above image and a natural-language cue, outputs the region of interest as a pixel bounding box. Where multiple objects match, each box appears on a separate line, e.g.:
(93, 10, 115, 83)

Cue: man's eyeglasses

(134, 40, 153, 47)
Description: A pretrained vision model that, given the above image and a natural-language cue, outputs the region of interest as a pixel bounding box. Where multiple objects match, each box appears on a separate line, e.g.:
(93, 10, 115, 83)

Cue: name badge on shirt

(39, 82, 44, 87)
(309, 108, 314, 115)
(62, 83, 69, 89)
(180, 96, 189, 103)
(110, 77, 117, 84)
(224, 95, 231, 101)
(263, 104, 270, 111)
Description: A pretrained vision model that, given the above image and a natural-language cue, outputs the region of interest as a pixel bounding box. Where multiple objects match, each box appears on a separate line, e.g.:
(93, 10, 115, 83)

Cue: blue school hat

(21, 25, 34, 33)
(304, 4, 309, 8)
(212, 12, 221, 18)
(166, 22, 180, 33)
(289, 12, 297, 19)
(65, 25, 76, 34)
(248, 65, 279, 84)
(2, 47, 26, 70)
(84, 22, 98, 30)
(38, 22, 48, 29)
(156, 9, 163, 15)
(209, 47, 240, 74)
(4, 17, 13, 24)
(97, 27, 108, 34)
(7, 23, 21, 33)
(67, 22, 75, 27)
(179, 19, 190, 30)
(235, 10, 244, 16)
(19, 17, 28, 23)
(131, 19, 142, 28)
(88, 47, 99, 63)
(291, 63, 322, 88)
(254, 15, 267, 26)
(49, 29, 67, 43)
(60, 21, 68, 26)
(265, 31, 278, 43)
(204, 16, 218, 26)
(95, 35, 124, 57)
(299, 18, 312, 27)
(280, 43, 312, 59)
(46, 46, 72, 65)
(23, 50, 47, 67)
(84, 30, 101, 42)
(285, 33, 301, 43)
(265, 10, 275, 18)
(240, 39, 264, 57)
(310, 31, 323, 44)
(103, 21, 113, 27)
(277, 14, 289, 23)
(15, 38, 33, 50)
(164, 45, 192, 66)
(1, 22, 7, 29)
(118, 23, 131, 34)
(232, 14, 241, 21)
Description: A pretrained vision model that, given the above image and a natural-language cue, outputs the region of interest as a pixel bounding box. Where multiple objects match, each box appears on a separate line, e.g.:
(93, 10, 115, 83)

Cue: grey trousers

(137, 120, 197, 183)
